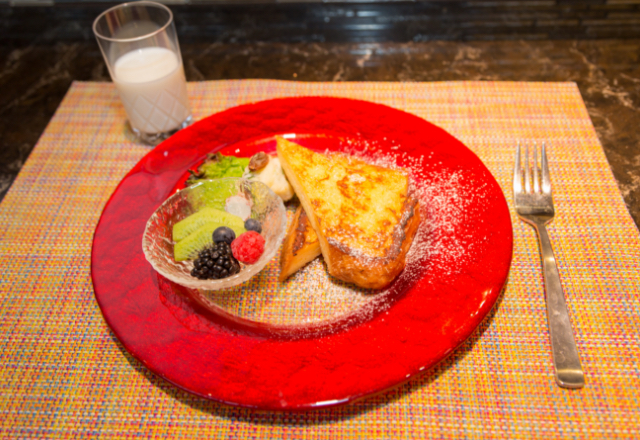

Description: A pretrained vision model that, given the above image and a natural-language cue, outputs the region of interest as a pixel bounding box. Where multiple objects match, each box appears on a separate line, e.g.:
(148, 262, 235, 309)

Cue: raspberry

(231, 231, 265, 264)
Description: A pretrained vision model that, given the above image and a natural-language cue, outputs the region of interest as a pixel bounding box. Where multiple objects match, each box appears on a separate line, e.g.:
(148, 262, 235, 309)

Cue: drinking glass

(93, 1, 192, 145)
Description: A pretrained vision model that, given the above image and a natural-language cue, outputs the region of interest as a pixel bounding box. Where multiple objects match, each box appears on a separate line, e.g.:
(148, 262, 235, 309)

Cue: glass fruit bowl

(142, 177, 287, 290)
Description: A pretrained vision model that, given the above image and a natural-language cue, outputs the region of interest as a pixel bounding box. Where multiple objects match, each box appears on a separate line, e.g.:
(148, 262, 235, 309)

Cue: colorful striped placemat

(1, 80, 639, 439)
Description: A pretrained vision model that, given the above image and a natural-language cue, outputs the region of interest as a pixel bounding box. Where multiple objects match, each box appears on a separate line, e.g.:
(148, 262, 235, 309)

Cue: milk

(113, 47, 191, 134)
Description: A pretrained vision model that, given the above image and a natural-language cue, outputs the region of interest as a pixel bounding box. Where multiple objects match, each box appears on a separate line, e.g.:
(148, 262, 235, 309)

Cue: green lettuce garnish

(186, 153, 249, 186)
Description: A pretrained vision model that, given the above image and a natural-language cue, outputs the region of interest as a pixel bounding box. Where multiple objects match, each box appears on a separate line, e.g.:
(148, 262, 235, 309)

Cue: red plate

(91, 97, 512, 410)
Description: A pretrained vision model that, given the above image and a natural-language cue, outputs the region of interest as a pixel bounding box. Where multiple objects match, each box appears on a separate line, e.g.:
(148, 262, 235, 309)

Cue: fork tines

(514, 141, 551, 195)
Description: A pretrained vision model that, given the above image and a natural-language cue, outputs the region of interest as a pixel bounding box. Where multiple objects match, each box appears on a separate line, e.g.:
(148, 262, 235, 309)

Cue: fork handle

(534, 222, 585, 389)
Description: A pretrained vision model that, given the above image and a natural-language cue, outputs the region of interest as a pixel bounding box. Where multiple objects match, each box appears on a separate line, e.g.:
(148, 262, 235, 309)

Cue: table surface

(0, 3, 639, 228)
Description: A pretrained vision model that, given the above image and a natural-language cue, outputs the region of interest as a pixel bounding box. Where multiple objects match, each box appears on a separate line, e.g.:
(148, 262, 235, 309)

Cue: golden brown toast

(276, 136, 420, 289)
(279, 205, 321, 281)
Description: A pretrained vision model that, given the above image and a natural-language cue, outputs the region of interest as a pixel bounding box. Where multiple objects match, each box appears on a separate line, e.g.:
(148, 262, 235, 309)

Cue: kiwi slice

(174, 222, 246, 262)
(172, 207, 245, 242)
(173, 215, 247, 262)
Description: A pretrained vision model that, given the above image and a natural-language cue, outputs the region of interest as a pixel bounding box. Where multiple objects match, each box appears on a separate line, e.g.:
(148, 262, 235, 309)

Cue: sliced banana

(243, 154, 295, 201)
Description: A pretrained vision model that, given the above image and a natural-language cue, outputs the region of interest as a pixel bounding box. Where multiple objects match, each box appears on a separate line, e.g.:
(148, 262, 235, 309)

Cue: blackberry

(190, 242, 241, 280)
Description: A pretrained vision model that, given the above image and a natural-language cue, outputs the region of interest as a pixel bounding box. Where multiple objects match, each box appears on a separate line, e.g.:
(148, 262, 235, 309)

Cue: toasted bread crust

(322, 197, 420, 289)
(276, 136, 420, 289)
(279, 205, 321, 281)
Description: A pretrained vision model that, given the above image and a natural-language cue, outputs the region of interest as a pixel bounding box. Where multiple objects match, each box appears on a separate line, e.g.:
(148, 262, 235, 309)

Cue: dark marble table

(1, 3, 639, 227)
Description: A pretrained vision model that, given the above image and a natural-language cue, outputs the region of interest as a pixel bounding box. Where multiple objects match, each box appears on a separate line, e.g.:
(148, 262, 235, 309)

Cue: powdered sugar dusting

(341, 137, 490, 280)
(190, 135, 490, 329)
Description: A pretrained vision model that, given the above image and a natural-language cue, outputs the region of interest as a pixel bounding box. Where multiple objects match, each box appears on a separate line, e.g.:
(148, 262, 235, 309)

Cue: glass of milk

(93, 1, 192, 145)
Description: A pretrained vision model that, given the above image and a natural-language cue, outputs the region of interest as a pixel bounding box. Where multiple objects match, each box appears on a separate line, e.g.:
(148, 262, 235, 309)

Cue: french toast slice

(279, 205, 321, 281)
(276, 136, 420, 289)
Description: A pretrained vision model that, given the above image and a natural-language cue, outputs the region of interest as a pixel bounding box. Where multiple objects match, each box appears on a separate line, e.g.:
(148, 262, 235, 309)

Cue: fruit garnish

(248, 152, 269, 171)
(143, 175, 287, 289)
(186, 153, 249, 187)
(243, 153, 294, 202)
(190, 179, 237, 211)
(244, 218, 262, 233)
(190, 242, 241, 280)
(213, 226, 236, 245)
(231, 231, 265, 264)
(173, 213, 246, 262)
(172, 207, 245, 242)
(225, 195, 252, 220)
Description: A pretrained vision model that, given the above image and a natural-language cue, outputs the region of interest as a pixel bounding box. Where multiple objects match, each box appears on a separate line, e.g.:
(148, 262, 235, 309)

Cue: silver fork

(513, 142, 585, 389)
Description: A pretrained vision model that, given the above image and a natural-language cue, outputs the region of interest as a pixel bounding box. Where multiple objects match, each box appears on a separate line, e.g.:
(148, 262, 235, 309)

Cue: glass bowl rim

(141, 177, 287, 291)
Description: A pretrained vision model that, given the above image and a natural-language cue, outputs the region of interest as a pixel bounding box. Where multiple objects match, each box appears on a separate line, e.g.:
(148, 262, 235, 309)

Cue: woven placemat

(1, 80, 639, 439)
